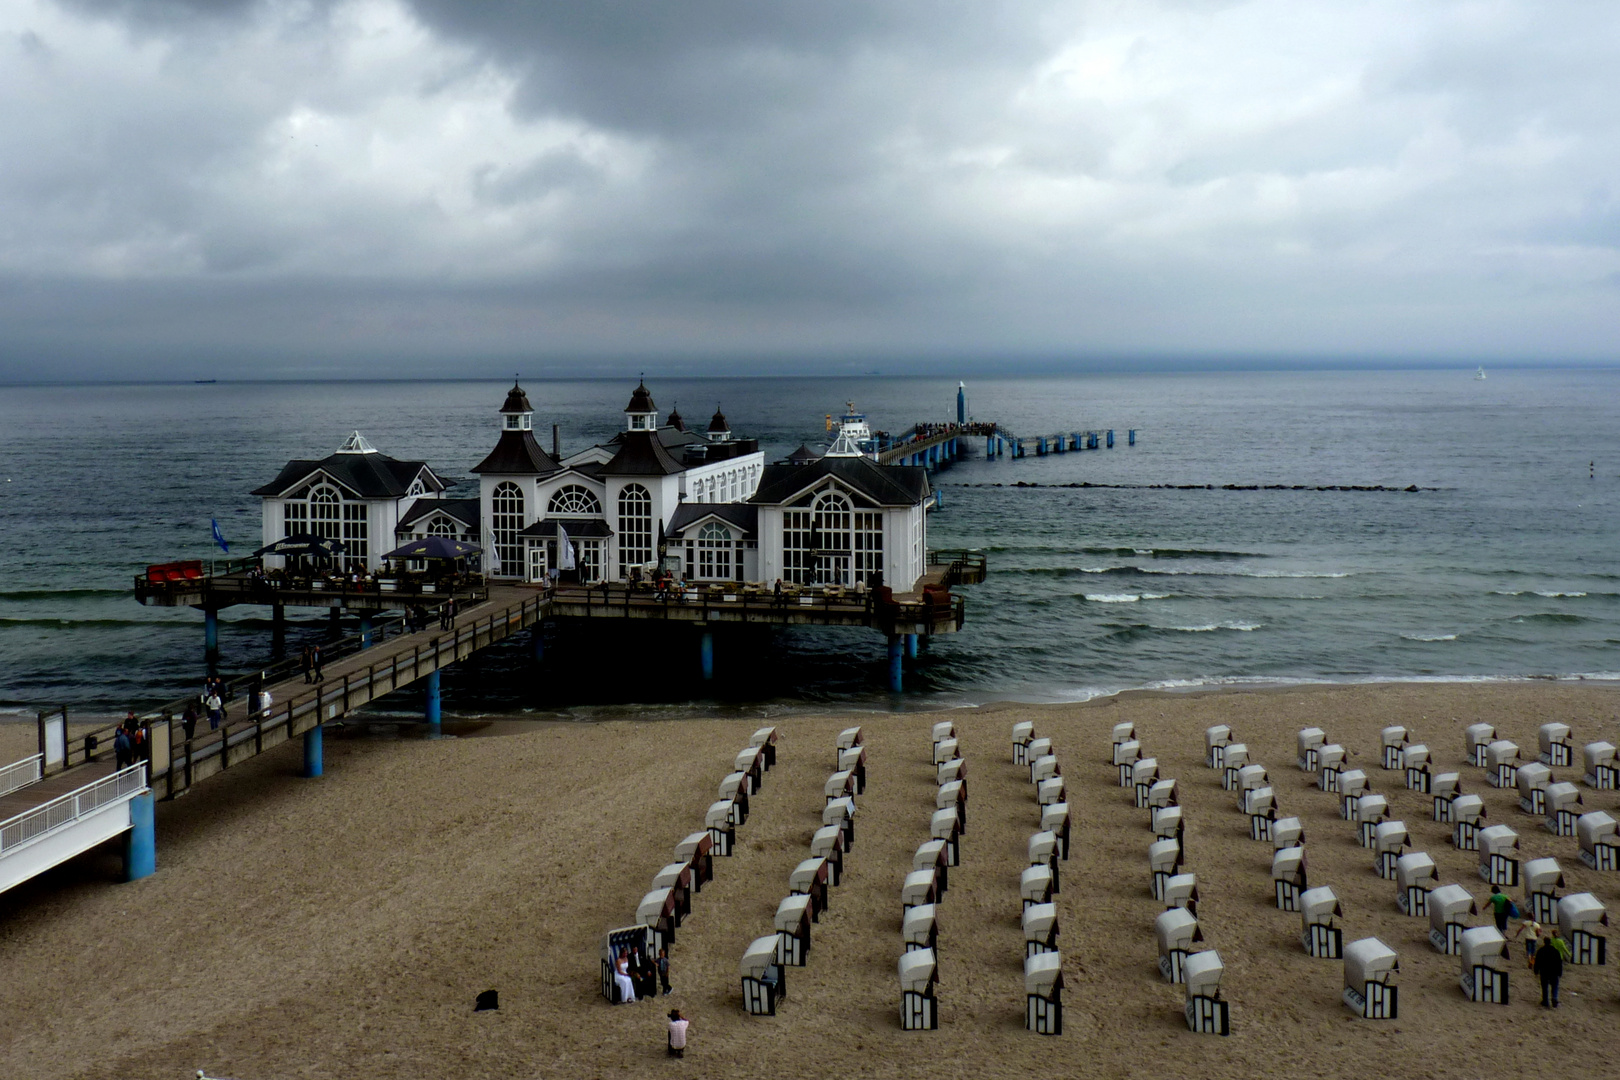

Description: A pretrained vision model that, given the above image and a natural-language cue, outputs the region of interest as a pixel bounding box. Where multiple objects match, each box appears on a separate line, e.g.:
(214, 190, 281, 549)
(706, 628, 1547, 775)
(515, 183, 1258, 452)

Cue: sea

(1, 368, 1617, 724)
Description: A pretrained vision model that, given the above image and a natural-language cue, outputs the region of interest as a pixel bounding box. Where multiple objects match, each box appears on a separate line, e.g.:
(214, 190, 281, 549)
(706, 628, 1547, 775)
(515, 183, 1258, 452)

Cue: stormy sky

(2, 0, 1617, 380)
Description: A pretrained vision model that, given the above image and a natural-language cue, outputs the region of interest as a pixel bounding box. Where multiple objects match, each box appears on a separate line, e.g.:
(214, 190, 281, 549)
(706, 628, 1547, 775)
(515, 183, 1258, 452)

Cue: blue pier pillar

(906, 633, 919, 660)
(1107, 429, 1115, 448)
(1129, 428, 1137, 446)
(987, 436, 994, 460)
(303, 724, 323, 778)
(203, 609, 220, 672)
(700, 631, 715, 681)
(532, 627, 545, 662)
(887, 636, 904, 693)
(425, 669, 441, 737)
(1089, 432, 1099, 449)
(957, 382, 966, 426)
(123, 790, 155, 882)
(359, 615, 372, 649)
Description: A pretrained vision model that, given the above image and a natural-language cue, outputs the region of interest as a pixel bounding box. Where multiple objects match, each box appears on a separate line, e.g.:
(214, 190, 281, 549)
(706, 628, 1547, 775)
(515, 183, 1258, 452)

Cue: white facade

(755, 488, 926, 591)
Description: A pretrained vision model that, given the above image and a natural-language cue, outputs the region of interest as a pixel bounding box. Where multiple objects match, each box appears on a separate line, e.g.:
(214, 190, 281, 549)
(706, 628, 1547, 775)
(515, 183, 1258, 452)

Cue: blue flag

(211, 518, 229, 554)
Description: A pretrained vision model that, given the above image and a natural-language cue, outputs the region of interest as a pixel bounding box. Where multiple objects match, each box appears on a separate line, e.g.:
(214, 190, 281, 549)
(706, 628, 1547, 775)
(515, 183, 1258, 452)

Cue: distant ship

(194, 379, 217, 384)
(825, 402, 879, 458)
(1474, 367, 1486, 381)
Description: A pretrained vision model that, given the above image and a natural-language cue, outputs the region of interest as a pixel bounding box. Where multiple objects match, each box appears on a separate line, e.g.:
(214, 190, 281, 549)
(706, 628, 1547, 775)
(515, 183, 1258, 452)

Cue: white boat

(827, 402, 879, 458)
(1474, 366, 1486, 380)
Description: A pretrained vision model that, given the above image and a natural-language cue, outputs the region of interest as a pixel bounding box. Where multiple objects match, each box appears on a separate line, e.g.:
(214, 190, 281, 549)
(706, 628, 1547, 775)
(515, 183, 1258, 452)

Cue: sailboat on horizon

(1474, 366, 1486, 381)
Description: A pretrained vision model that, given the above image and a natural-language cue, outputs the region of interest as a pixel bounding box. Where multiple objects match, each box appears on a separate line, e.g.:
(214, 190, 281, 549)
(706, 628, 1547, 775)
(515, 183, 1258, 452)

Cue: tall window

(697, 522, 733, 580)
(492, 481, 524, 577)
(342, 502, 369, 569)
(782, 509, 813, 584)
(618, 484, 653, 573)
(310, 485, 341, 543)
(812, 490, 852, 585)
(854, 511, 884, 580)
(548, 485, 602, 516)
(283, 500, 308, 536)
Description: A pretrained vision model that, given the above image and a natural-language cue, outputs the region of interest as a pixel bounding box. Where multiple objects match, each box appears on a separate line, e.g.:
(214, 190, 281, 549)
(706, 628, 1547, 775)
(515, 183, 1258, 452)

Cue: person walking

(1513, 917, 1544, 967)
(311, 644, 324, 682)
(301, 645, 314, 684)
(205, 689, 224, 731)
(181, 702, 198, 743)
(657, 948, 672, 996)
(1535, 929, 1569, 1007)
(113, 726, 131, 769)
(1487, 886, 1515, 932)
(666, 1009, 689, 1058)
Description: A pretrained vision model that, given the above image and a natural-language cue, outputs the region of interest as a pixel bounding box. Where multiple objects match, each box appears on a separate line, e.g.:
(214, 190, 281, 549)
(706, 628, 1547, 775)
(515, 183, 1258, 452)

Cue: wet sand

(3, 681, 1620, 1080)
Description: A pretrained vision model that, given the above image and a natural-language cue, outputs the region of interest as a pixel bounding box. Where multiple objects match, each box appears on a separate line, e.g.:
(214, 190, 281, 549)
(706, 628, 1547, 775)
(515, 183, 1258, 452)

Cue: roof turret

(501, 379, 533, 415)
(625, 380, 657, 414)
(707, 407, 729, 434)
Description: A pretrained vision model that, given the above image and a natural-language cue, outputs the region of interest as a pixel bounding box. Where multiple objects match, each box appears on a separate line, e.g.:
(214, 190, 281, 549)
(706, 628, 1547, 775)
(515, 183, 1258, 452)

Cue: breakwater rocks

(948, 482, 1432, 492)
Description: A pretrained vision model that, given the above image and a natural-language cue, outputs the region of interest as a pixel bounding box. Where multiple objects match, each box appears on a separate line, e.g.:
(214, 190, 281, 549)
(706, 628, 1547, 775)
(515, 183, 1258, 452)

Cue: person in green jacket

(1487, 886, 1515, 932)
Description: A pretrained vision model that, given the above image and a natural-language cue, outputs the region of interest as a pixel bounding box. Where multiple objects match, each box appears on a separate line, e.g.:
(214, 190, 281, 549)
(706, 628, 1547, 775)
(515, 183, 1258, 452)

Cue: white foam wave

(1163, 621, 1263, 633)
(1400, 632, 1458, 642)
(1136, 568, 1350, 578)
(1492, 590, 1588, 598)
(1084, 593, 1142, 603)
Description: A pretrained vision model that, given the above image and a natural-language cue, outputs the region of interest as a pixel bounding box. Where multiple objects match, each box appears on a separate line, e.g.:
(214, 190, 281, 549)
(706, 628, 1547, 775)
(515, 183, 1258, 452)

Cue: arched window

(548, 485, 603, 517)
(811, 489, 852, 585)
(618, 484, 653, 573)
(697, 522, 733, 580)
(427, 517, 456, 537)
(492, 481, 524, 577)
(310, 485, 341, 543)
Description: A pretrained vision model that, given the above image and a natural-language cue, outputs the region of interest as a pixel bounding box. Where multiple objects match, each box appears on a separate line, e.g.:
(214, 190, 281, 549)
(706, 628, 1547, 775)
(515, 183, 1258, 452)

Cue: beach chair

(1152, 805, 1184, 845)
(1040, 802, 1069, 859)
(938, 778, 967, 831)
(1297, 727, 1326, 771)
(903, 903, 938, 953)
(673, 832, 714, 892)
(1583, 741, 1618, 790)
(1037, 776, 1066, 807)
(1428, 884, 1477, 954)
(1114, 740, 1142, 786)
(637, 888, 678, 953)
(1485, 740, 1520, 789)
(1544, 782, 1582, 837)
(1317, 745, 1347, 791)
(1352, 794, 1390, 845)
(1515, 762, 1552, 817)
(937, 757, 966, 786)
(1300, 886, 1344, 958)
(1246, 788, 1278, 841)
(705, 801, 736, 856)
(824, 795, 857, 849)
(1220, 743, 1249, 790)
(1155, 907, 1203, 983)
(1523, 857, 1565, 923)
(1451, 794, 1486, 850)
(733, 745, 764, 794)
(651, 862, 693, 924)
(1539, 723, 1574, 768)
(1164, 872, 1199, 915)
(1111, 722, 1138, 762)
(931, 721, 956, 759)
(916, 840, 951, 895)
(1234, 764, 1269, 811)
(837, 726, 864, 759)
(837, 745, 867, 794)
(1465, 723, 1496, 768)
(1477, 825, 1520, 887)
(1380, 726, 1408, 770)
(900, 948, 939, 1030)
(749, 725, 778, 770)
(1024, 901, 1060, 958)
(1032, 754, 1061, 788)
(1431, 773, 1462, 822)
(1024, 952, 1064, 1035)
(1012, 721, 1036, 765)
(934, 737, 959, 767)
(775, 893, 813, 965)
(1557, 892, 1608, 965)
(1372, 820, 1409, 878)
(1028, 830, 1060, 890)
(1183, 951, 1229, 1035)
(932, 807, 962, 866)
(1147, 778, 1179, 815)
(825, 769, 856, 805)
(1272, 816, 1304, 850)
(905, 868, 940, 912)
(1150, 838, 1183, 901)
(740, 935, 786, 1015)
(1459, 927, 1510, 1003)
(1131, 758, 1160, 807)
(1027, 738, 1053, 777)
(718, 772, 751, 825)
(1402, 744, 1432, 791)
(1020, 864, 1054, 911)
(1204, 725, 1231, 769)
(1337, 770, 1369, 816)
(1343, 938, 1399, 1019)
(810, 824, 846, 886)
(1395, 852, 1437, 916)
(1578, 810, 1620, 871)
(599, 926, 651, 1002)
(791, 857, 832, 919)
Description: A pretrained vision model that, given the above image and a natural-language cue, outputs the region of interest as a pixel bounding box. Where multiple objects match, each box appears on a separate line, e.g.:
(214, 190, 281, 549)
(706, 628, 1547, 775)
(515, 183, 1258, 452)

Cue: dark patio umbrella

(383, 536, 483, 560)
(254, 533, 347, 557)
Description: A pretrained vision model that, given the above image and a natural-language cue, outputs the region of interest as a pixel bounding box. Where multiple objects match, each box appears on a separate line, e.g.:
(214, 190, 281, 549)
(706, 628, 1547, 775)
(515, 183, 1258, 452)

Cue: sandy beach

(3, 680, 1620, 1080)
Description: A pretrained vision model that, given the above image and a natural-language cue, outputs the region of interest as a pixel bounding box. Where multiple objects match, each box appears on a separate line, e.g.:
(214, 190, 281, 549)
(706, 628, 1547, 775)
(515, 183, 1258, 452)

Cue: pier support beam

(700, 631, 715, 681)
(532, 627, 545, 662)
(123, 790, 155, 882)
(359, 615, 372, 649)
(328, 607, 342, 638)
(906, 633, 919, 660)
(203, 609, 219, 673)
(303, 724, 323, 778)
(425, 669, 442, 738)
(887, 636, 904, 693)
(271, 604, 286, 660)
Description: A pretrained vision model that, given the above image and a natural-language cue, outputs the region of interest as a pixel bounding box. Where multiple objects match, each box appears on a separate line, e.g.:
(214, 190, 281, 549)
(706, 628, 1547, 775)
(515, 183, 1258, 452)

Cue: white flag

(558, 524, 577, 570)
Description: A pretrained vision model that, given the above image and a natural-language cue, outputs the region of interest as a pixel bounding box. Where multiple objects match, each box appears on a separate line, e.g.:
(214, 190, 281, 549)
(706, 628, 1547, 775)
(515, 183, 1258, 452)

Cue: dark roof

(252, 451, 443, 499)
(750, 457, 930, 508)
(470, 430, 561, 475)
(601, 430, 686, 476)
(519, 518, 614, 539)
(668, 406, 685, 431)
(707, 408, 729, 433)
(668, 502, 758, 537)
(786, 444, 821, 464)
(501, 381, 533, 414)
(606, 425, 708, 451)
(625, 380, 657, 413)
(398, 498, 480, 531)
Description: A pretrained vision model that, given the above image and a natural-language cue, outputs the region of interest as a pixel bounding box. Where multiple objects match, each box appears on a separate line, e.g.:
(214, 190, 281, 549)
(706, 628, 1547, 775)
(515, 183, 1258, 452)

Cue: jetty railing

(553, 582, 963, 631)
(927, 550, 987, 586)
(0, 755, 43, 797)
(0, 763, 147, 856)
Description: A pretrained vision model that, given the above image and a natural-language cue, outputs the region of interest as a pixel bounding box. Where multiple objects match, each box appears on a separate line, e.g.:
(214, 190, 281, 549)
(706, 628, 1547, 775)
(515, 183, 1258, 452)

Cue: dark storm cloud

(0, 0, 1617, 380)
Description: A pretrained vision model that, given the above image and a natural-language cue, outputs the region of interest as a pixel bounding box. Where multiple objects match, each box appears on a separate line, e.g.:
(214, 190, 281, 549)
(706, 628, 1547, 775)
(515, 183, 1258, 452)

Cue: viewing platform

(134, 558, 488, 612)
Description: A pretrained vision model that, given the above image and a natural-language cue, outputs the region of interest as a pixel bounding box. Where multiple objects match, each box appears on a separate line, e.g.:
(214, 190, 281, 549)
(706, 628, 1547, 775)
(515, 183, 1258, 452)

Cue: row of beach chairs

(601, 727, 780, 1003)
(897, 721, 968, 1030)
(1012, 722, 1065, 1035)
(741, 727, 864, 1015)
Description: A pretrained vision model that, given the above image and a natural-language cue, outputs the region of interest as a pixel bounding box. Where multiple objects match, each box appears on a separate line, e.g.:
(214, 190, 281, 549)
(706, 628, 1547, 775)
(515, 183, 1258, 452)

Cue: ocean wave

(1075, 546, 1266, 560)
(1491, 590, 1590, 598)
(1400, 632, 1458, 642)
(1080, 592, 1173, 604)
(1510, 613, 1593, 625)
(0, 587, 132, 602)
(1163, 621, 1263, 633)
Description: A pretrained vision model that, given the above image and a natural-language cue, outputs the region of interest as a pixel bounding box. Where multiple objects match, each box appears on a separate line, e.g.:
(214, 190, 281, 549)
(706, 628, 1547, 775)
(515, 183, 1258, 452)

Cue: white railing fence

(0, 764, 147, 855)
(0, 754, 42, 797)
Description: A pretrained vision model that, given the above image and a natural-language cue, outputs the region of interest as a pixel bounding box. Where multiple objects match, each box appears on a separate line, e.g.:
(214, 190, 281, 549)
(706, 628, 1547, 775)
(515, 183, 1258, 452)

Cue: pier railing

(0, 763, 147, 856)
(551, 581, 963, 632)
(927, 550, 988, 586)
(0, 755, 42, 797)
